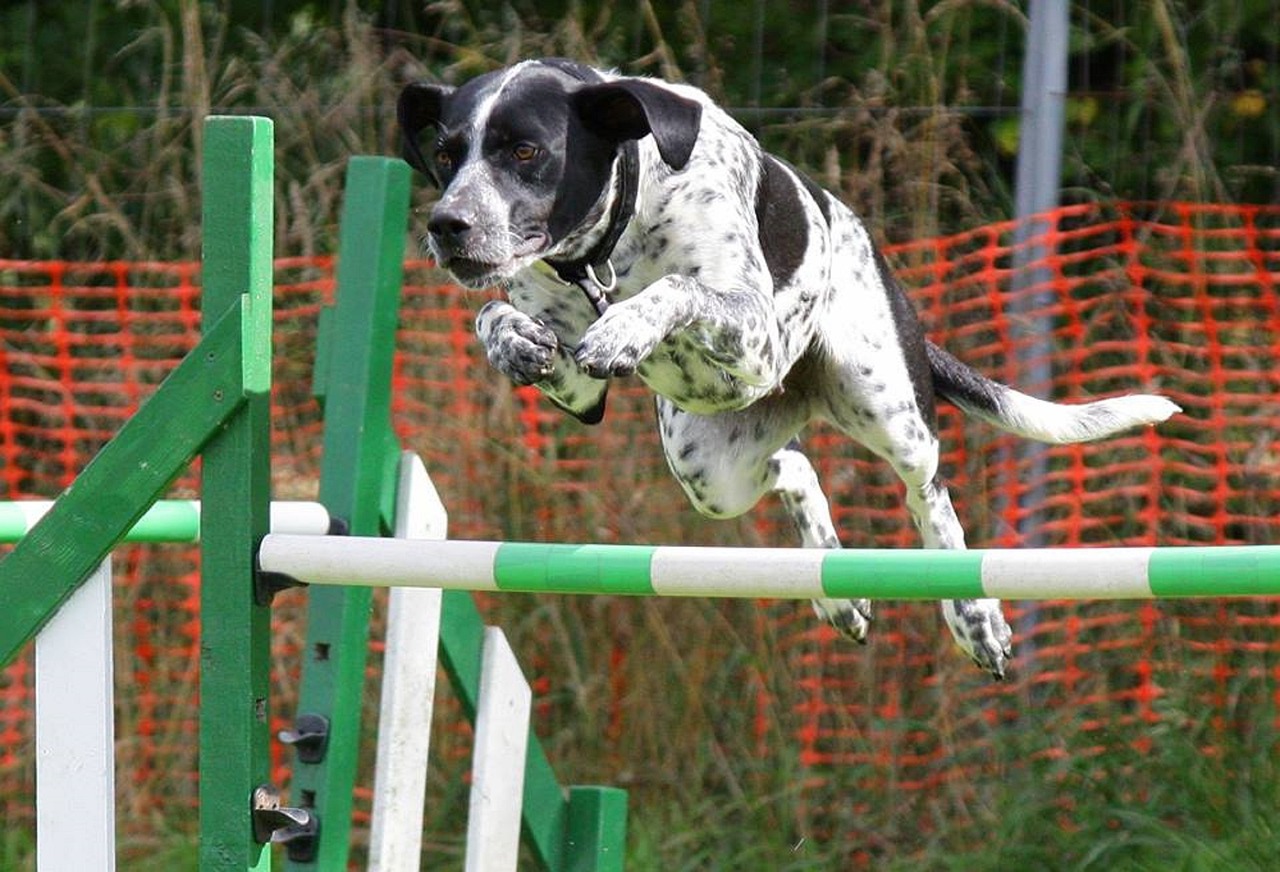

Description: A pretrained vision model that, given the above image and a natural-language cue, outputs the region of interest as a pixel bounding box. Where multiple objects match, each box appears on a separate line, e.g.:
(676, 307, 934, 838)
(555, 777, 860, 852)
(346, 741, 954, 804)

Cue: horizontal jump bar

(257, 534, 1280, 600)
(0, 500, 332, 545)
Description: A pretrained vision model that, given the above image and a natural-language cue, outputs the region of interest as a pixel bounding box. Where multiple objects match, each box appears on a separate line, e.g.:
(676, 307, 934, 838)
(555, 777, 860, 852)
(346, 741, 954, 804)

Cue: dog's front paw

(573, 303, 665, 378)
(812, 597, 873, 644)
(942, 598, 1013, 680)
(476, 301, 559, 386)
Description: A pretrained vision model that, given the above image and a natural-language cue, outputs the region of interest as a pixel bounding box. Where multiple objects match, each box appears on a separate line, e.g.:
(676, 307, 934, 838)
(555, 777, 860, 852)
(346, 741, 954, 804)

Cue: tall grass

(3, 1, 1273, 260)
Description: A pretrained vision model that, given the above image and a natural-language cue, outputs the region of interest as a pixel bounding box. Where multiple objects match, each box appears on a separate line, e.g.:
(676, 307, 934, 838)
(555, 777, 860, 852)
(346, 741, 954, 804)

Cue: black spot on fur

(925, 342, 1008, 421)
(874, 248, 938, 437)
(754, 155, 809, 290)
(797, 172, 832, 226)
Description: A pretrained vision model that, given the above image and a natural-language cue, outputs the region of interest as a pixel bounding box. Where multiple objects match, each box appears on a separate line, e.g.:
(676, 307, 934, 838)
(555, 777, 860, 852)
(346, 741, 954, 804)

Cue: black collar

(545, 139, 639, 316)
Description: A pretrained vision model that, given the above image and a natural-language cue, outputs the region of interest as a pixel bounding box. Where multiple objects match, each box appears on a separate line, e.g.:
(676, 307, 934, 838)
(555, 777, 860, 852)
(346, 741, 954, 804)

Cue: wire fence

(2, 202, 1278, 864)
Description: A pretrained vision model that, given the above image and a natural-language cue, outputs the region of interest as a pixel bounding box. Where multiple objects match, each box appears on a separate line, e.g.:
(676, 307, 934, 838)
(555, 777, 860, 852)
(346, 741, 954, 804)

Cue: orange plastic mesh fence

(2, 202, 1279, 860)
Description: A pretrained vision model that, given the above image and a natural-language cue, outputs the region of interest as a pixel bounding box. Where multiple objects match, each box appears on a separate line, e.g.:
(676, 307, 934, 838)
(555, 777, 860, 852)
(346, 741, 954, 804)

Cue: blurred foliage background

(1, 0, 1276, 261)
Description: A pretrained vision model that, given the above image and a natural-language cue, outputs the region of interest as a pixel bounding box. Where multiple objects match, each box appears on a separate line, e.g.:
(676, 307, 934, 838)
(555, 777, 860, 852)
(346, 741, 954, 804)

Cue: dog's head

(398, 59, 702, 288)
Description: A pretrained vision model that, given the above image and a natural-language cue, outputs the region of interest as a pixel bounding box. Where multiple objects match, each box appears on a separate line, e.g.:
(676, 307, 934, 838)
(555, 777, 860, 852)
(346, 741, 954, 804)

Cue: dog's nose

(427, 210, 472, 250)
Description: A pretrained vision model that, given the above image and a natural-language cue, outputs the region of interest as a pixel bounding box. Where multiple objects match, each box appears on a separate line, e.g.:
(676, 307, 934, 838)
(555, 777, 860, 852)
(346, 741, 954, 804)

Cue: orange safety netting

(1, 201, 1279, 862)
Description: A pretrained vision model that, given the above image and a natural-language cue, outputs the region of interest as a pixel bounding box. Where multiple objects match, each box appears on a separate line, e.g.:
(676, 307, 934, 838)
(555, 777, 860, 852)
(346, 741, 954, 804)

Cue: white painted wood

(267, 501, 332, 535)
(35, 559, 116, 872)
(650, 545, 827, 597)
(981, 547, 1156, 599)
(464, 627, 532, 872)
(368, 453, 447, 872)
(258, 534, 502, 590)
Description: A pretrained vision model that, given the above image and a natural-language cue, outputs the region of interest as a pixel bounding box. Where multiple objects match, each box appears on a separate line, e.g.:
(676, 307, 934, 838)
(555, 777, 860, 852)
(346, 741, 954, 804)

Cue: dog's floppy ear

(572, 80, 703, 171)
(397, 82, 454, 182)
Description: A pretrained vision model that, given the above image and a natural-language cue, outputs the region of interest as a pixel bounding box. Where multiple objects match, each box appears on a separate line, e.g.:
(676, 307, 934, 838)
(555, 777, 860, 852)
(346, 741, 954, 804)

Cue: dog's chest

(635, 335, 744, 412)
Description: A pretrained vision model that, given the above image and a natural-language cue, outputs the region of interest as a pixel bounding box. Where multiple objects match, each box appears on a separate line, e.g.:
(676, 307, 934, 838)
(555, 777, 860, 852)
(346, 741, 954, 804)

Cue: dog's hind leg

(863, 425, 1013, 678)
(811, 276, 1014, 675)
(903, 473, 1012, 678)
(769, 443, 873, 643)
(657, 398, 871, 642)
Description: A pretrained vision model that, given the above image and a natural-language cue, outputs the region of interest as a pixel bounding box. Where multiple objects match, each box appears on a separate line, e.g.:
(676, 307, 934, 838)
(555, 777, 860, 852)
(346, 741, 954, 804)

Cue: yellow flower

(1230, 89, 1267, 120)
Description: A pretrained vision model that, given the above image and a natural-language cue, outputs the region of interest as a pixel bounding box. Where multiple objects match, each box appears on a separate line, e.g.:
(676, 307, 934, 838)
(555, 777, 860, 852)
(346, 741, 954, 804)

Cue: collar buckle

(577, 261, 614, 317)
(584, 260, 617, 294)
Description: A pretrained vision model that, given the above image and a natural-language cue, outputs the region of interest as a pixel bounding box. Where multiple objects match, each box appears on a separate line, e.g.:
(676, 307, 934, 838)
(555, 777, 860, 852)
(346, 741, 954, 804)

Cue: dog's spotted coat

(398, 59, 1179, 678)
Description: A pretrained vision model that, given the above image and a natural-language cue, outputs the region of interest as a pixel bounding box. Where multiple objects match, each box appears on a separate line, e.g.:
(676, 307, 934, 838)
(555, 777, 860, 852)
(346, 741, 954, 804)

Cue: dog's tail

(926, 341, 1180, 444)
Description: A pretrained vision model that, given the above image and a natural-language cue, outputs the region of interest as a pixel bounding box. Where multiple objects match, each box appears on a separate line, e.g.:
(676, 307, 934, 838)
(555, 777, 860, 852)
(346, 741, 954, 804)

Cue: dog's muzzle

(428, 205, 549, 286)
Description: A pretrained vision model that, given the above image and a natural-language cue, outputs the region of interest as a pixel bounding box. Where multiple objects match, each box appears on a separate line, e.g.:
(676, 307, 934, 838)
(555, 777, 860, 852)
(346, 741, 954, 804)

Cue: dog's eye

(512, 143, 539, 162)
(435, 151, 454, 172)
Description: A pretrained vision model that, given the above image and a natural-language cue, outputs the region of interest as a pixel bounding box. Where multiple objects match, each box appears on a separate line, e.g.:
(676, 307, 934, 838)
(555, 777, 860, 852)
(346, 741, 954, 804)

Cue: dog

(396, 58, 1179, 678)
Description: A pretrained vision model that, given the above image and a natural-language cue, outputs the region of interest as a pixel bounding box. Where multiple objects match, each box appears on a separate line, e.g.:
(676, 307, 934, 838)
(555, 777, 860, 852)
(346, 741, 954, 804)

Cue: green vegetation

(1, 1, 1276, 259)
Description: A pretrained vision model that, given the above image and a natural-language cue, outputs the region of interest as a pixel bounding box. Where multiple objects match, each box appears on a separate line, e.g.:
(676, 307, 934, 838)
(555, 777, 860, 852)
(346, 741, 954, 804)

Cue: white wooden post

(367, 453, 447, 871)
(35, 559, 116, 872)
(464, 626, 533, 872)
(17, 499, 332, 872)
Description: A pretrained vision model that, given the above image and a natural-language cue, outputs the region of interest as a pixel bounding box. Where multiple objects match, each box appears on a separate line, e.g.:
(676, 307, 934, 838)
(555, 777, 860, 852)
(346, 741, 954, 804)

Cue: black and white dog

(397, 59, 1178, 678)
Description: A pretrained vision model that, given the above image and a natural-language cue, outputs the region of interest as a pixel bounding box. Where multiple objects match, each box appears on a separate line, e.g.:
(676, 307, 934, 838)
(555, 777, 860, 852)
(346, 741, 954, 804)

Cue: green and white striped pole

(0, 500, 330, 544)
(258, 536, 1280, 601)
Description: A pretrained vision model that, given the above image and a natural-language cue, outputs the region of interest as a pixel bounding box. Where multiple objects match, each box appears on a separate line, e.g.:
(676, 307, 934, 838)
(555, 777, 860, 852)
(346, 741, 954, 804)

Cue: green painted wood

(564, 787, 629, 872)
(0, 302, 248, 667)
(522, 738, 571, 871)
(285, 156, 411, 872)
(435, 590, 487, 722)
(494, 543, 657, 594)
(821, 548, 986, 600)
(1148, 546, 1280, 598)
(198, 115, 276, 872)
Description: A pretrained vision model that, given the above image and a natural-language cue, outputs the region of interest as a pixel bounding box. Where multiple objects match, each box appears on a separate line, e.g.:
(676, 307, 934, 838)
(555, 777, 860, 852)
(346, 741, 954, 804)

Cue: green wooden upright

(291, 155, 627, 870)
(198, 115, 276, 872)
(0, 301, 251, 665)
(0, 113, 627, 869)
(284, 156, 412, 872)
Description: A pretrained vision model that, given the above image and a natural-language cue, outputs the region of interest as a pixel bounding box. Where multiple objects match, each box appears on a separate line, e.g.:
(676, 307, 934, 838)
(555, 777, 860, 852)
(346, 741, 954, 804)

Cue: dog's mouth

(439, 256, 505, 287)
(436, 234, 550, 288)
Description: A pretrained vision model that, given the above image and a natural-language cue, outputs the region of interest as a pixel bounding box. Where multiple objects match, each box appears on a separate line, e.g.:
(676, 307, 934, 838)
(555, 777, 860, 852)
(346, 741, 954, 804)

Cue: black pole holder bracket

(278, 713, 330, 764)
(251, 783, 319, 863)
(253, 516, 349, 606)
(253, 568, 306, 607)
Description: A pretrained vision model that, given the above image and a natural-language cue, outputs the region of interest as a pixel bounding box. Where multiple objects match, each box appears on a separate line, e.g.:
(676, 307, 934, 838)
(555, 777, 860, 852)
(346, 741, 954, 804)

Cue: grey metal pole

(1009, 0, 1069, 548)
(1006, 1, 1069, 662)
(1014, 2, 1069, 235)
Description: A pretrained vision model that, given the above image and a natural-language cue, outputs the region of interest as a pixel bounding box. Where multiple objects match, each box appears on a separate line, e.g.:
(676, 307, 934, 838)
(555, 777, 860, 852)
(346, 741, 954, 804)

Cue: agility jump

(3, 112, 1276, 872)
(0, 117, 625, 872)
(261, 535, 1280, 601)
